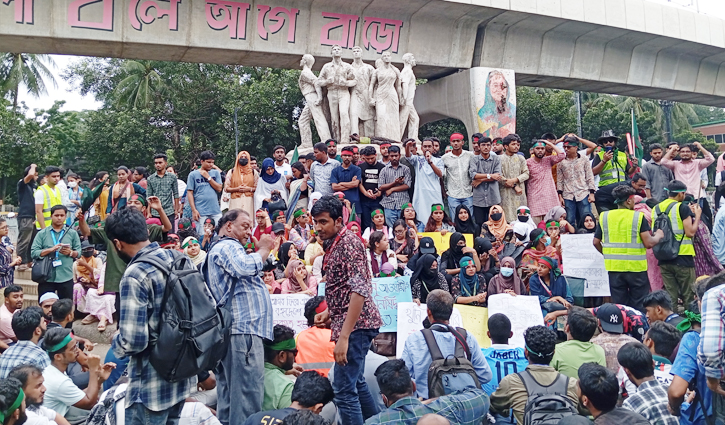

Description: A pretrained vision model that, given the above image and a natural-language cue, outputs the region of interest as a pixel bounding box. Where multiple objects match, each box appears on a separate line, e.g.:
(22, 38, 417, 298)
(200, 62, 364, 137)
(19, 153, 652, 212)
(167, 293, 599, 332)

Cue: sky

(14, 0, 725, 115)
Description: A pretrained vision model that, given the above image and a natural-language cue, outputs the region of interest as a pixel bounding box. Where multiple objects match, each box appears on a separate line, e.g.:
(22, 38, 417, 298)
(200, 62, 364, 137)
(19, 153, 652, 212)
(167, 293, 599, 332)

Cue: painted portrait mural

(475, 68, 516, 138)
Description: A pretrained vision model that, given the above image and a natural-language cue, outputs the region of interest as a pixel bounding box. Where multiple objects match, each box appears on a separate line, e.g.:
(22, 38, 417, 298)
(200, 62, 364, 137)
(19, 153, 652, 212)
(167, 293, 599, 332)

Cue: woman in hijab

(404, 236, 440, 277)
(281, 259, 317, 295)
(488, 256, 526, 296)
(514, 206, 536, 233)
(454, 205, 478, 234)
(632, 195, 665, 291)
(528, 256, 572, 316)
(474, 237, 499, 282)
(580, 213, 597, 234)
(225, 151, 258, 218)
(285, 162, 309, 221)
(411, 253, 449, 304)
(481, 205, 513, 252)
(346, 221, 363, 241)
(254, 158, 288, 213)
(451, 256, 487, 306)
(538, 206, 575, 234)
(440, 233, 480, 284)
(182, 236, 206, 267)
(274, 242, 298, 280)
(520, 228, 558, 282)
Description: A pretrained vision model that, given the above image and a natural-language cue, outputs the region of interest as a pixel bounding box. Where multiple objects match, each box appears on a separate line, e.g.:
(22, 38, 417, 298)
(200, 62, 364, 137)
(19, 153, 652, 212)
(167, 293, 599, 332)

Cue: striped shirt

(0, 341, 50, 378)
(378, 163, 411, 210)
(698, 285, 725, 379)
(205, 237, 273, 339)
(309, 159, 341, 195)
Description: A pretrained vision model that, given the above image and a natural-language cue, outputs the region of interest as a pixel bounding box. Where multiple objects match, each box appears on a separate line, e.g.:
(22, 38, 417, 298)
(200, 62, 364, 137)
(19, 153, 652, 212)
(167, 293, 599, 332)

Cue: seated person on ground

(550, 307, 607, 379)
(490, 326, 579, 425)
(40, 328, 115, 424)
(481, 314, 528, 396)
(244, 371, 334, 425)
(577, 363, 649, 425)
(364, 359, 490, 425)
(0, 308, 49, 379)
(590, 303, 639, 373)
(618, 342, 679, 425)
(0, 285, 23, 350)
(642, 320, 681, 386)
(279, 410, 330, 425)
(263, 325, 297, 411)
(528, 256, 572, 316)
(0, 375, 29, 425)
(295, 297, 334, 378)
(8, 364, 71, 425)
(401, 289, 492, 399)
(46, 300, 93, 390)
(642, 290, 683, 328)
(545, 303, 650, 343)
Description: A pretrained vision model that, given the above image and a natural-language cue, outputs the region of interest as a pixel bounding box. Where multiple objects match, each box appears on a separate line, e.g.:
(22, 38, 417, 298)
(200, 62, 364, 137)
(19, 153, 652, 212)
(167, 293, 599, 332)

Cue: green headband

(664, 187, 686, 193)
(676, 310, 701, 332)
(129, 194, 146, 206)
(46, 333, 74, 353)
(545, 221, 559, 229)
(182, 238, 199, 249)
(532, 232, 545, 244)
(533, 141, 545, 148)
(431, 204, 444, 212)
(293, 208, 307, 218)
(0, 389, 24, 423)
(459, 256, 474, 268)
(525, 343, 554, 359)
(371, 209, 384, 218)
(265, 338, 296, 351)
(401, 202, 413, 211)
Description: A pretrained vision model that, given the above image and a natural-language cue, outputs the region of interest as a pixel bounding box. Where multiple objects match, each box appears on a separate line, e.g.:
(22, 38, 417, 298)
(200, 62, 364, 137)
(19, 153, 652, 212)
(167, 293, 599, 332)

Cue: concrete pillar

(414, 67, 517, 142)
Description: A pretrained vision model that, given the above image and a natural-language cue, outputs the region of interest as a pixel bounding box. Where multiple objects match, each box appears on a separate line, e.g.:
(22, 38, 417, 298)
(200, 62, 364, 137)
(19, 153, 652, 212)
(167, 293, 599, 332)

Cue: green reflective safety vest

(653, 198, 695, 256)
(597, 150, 628, 187)
(600, 209, 647, 272)
(35, 184, 62, 229)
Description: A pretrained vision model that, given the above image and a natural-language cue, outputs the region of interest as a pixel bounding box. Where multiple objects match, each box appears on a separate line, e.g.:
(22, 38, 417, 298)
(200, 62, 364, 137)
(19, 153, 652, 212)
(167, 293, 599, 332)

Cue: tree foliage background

(1, 57, 724, 203)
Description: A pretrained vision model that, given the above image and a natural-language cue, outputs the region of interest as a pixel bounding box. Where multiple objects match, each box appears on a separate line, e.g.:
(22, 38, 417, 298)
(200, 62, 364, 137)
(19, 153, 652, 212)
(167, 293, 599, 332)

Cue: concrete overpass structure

(3, 0, 725, 136)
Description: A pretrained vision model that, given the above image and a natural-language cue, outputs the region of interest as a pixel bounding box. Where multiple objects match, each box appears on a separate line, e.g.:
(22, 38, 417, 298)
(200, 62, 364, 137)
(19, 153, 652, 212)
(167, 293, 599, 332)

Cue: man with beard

(272, 145, 293, 184)
(261, 325, 297, 411)
(331, 147, 363, 219)
(0, 376, 29, 425)
(0, 309, 49, 379)
(9, 364, 71, 425)
(0, 286, 23, 349)
(526, 139, 564, 223)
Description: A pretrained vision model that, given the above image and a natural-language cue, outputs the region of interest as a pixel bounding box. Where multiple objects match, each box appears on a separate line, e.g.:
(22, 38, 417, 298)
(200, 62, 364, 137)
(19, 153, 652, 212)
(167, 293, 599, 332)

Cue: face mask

(518, 215, 528, 222)
(490, 213, 503, 221)
(68, 181, 77, 188)
(82, 250, 94, 258)
(544, 236, 551, 247)
(239, 158, 249, 166)
(500, 267, 514, 277)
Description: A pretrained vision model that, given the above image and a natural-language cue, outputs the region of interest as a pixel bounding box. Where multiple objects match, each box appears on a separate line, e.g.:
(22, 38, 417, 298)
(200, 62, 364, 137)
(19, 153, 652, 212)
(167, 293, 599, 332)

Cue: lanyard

(50, 228, 67, 259)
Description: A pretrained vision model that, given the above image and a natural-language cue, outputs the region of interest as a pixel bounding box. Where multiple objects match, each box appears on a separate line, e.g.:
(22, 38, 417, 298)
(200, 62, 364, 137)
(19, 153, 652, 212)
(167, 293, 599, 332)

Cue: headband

(545, 221, 559, 229)
(341, 147, 354, 154)
(181, 237, 199, 249)
(431, 204, 444, 212)
(244, 242, 255, 250)
(532, 231, 545, 245)
(129, 194, 146, 206)
(532, 141, 546, 148)
(538, 257, 555, 269)
(380, 142, 391, 147)
(664, 187, 686, 193)
(334, 192, 345, 200)
(517, 208, 530, 215)
(294, 208, 307, 218)
(450, 133, 464, 141)
(315, 300, 328, 314)
(525, 343, 554, 359)
(401, 202, 413, 211)
(272, 210, 283, 220)
(265, 338, 296, 351)
(459, 256, 474, 268)
(326, 140, 336, 147)
(47, 332, 74, 353)
(371, 209, 384, 218)
(614, 194, 635, 204)
(0, 389, 24, 423)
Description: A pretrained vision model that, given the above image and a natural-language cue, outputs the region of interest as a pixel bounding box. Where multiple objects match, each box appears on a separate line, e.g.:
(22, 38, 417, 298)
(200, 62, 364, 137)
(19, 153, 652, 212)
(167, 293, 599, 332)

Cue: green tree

(114, 60, 166, 109)
(0, 53, 56, 109)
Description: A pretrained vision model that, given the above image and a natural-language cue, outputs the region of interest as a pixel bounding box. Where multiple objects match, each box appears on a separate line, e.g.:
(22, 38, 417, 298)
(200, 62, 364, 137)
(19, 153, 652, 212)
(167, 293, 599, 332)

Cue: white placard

(395, 302, 463, 357)
(561, 233, 611, 297)
(487, 294, 544, 348)
(269, 294, 313, 335)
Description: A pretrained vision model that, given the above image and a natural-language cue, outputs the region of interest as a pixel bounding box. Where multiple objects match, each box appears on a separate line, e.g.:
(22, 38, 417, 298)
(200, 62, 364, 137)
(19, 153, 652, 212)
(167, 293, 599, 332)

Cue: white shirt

(275, 162, 293, 179)
(362, 226, 392, 243)
(26, 406, 58, 425)
(367, 249, 398, 277)
(42, 365, 86, 416)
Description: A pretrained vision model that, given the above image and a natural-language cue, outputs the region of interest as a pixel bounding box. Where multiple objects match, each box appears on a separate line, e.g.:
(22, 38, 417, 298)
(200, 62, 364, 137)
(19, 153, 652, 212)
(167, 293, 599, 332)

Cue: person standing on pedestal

(498, 134, 529, 222)
(526, 140, 565, 224)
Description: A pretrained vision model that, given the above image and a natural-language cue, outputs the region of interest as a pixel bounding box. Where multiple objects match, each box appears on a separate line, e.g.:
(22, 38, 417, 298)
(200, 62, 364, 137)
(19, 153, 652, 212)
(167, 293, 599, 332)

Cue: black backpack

(652, 202, 685, 261)
(422, 324, 480, 398)
(519, 370, 577, 425)
(130, 250, 232, 383)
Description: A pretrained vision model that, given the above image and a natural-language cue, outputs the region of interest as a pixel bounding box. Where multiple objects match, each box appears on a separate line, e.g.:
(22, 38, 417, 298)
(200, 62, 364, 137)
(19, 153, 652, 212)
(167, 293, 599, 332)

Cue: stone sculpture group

(298, 45, 420, 148)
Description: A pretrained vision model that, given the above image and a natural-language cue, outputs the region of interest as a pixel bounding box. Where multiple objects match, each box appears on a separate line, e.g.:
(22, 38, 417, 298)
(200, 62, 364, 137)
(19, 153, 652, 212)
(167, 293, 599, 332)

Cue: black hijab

(442, 232, 466, 269)
(454, 205, 478, 234)
(411, 254, 441, 301)
(580, 213, 596, 233)
(278, 242, 295, 268)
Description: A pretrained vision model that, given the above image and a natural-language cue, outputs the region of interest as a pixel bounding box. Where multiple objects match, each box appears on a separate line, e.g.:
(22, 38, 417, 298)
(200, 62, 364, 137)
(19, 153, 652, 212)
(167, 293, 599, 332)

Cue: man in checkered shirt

(109, 208, 195, 425)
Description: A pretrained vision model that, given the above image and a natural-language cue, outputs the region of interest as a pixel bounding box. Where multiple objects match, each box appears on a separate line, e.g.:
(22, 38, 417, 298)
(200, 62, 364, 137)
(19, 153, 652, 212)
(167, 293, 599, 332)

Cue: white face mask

(68, 181, 77, 188)
(500, 267, 514, 277)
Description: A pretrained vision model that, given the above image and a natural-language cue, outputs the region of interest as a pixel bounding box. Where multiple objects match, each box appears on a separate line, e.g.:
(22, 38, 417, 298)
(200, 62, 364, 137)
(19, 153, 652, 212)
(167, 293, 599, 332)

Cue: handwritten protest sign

(561, 234, 610, 297)
(396, 302, 463, 357)
(418, 232, 474, 254)
(270, 294, 313, 334)
(487, 294, 544, 348)
(455, 305, 490, 348)
(371, 276, 413, 332)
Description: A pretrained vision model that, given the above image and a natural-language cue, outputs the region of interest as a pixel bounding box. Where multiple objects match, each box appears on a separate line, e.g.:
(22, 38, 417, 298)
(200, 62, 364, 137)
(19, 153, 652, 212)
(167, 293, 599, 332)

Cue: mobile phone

(60, 243, 71, 248)
(605, 146, 613, 153)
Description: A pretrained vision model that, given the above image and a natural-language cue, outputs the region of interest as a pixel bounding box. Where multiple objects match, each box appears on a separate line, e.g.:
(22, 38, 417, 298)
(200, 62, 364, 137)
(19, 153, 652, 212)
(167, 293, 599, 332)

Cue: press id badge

(611, 171, 618, 179)
(52, 260, 62, 267)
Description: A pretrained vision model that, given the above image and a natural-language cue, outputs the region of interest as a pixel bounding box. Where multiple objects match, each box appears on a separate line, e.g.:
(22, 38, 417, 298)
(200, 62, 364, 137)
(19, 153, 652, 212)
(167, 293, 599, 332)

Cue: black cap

(81, 240, 93, 250)
(419, 237, 437, 255)
(272, 222, 286, 234)
(596, 303, 624, 334)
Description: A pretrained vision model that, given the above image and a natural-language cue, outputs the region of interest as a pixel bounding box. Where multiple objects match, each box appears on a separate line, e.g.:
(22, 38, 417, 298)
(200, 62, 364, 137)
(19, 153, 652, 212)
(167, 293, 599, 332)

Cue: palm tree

(613, 96, 697, 136)
(0, 53, 57, 109)
(114, 60, 166, 109)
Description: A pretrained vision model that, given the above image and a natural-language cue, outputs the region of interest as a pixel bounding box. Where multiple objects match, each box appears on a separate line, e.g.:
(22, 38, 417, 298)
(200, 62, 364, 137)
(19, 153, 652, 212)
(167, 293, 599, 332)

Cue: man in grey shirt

(641, 143, 673, 202)
(309, 141, 341, 195)
(469, 137, 502, 224)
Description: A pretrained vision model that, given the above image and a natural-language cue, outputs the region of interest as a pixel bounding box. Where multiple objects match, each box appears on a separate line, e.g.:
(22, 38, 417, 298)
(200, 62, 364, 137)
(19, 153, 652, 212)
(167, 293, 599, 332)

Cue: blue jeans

(384, 208, 401, 229)
(126, 401, 183, 425)
(447, 197, 473, 217)
(361, 200, 382, 232)
(216, 334, 265, 425)
(332, 329, 380, 425)
(564, 198, 591, 228)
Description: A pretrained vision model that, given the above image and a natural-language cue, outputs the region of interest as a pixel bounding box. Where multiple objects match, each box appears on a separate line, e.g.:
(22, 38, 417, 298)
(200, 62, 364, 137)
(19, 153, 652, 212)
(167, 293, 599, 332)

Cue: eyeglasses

(394, 229, 406, 234)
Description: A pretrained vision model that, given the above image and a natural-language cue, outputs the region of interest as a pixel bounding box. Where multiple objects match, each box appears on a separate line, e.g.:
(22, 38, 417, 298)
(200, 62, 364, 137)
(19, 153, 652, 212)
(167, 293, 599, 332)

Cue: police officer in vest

(592, 130, 636, 211)
(653, 180, 700, 309)
(593, 185, 664, 313)
(34, 166, 64, 230)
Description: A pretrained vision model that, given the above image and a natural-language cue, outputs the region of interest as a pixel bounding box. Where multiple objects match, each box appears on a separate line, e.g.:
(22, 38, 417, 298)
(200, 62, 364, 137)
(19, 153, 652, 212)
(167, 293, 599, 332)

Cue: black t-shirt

(657, 203, 695, 267)
(242, 408, 296, 425)
(594, 212, 651, 239)
(359, 161, 385, 193)
(17, 179, 36, 219)
(594, 181, 629, 204)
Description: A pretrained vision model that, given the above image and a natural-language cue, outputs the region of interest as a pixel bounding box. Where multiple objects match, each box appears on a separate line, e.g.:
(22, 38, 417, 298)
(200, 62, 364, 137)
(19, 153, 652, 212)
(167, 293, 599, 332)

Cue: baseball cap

(596, 303, 624, 334)
(419, 237, 437, 255)
(272, 222, 286, 234)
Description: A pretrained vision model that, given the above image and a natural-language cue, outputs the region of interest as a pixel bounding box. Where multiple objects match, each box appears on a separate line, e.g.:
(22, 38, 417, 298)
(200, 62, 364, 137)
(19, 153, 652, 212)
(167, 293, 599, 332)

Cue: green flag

(348, 202, 357, 223)
(291, 145, 299, 164)
(632, 109, 643, 167)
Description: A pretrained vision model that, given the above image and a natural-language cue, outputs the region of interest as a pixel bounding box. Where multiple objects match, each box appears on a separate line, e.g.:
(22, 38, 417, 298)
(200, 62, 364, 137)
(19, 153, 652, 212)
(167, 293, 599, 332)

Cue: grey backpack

(422, 324, 480, 397)
(519, 370, 577, 425)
